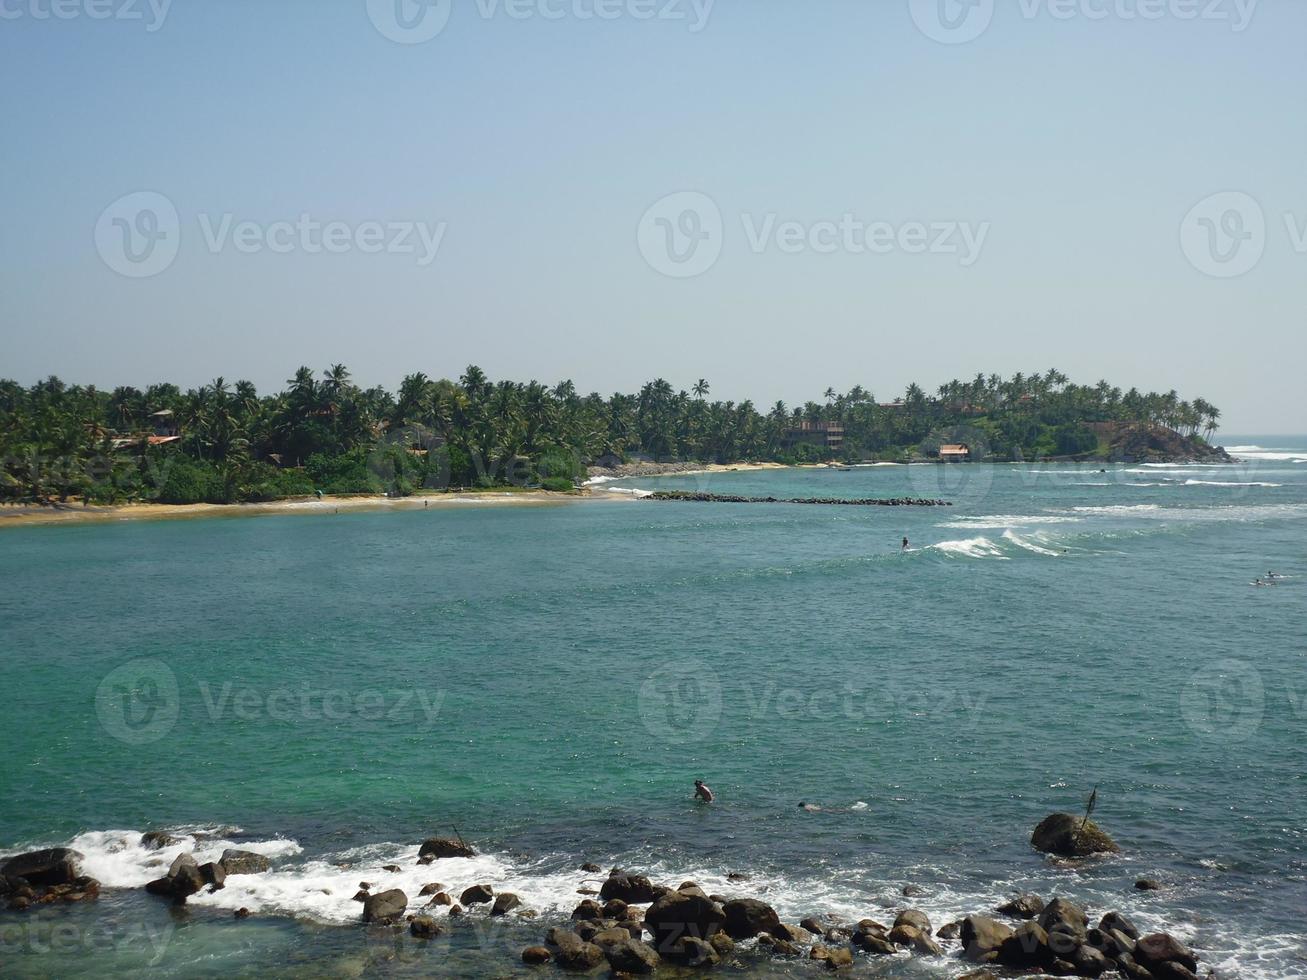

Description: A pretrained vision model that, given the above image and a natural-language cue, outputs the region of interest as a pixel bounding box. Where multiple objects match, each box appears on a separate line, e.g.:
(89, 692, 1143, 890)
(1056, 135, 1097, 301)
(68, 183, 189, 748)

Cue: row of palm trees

(0, 367, 1221, 503)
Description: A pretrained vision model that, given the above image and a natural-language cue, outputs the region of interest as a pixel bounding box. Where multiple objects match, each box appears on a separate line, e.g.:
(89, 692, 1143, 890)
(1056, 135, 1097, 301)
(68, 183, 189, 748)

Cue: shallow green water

(2, 441, 1305, 976)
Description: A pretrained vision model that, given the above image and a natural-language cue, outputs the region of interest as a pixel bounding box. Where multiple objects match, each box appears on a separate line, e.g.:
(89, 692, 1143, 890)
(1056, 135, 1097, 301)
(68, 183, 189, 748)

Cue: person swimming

(694, 780, 714, 802)
(798, 801, 821, 812)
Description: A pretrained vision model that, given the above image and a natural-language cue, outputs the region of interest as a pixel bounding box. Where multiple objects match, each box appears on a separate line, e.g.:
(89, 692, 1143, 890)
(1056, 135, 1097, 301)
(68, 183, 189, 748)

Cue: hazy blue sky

(2, 0, 1304, 433)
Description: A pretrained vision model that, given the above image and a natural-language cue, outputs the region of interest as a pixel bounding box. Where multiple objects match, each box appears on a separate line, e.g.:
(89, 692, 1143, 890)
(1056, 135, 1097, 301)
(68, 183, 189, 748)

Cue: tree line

(0, 366, 1220, 505)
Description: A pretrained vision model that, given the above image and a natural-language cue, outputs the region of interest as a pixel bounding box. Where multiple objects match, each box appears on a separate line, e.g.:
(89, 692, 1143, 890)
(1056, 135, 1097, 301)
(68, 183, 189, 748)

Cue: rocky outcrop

(459, 884, 493, 906)
(1135, 933, 1199, 973)
(643, 890, 725, 950)
(646, 491, 951, 507)
(1031, 813, 1120, 856)
(140, 831, 179, 851)
(604, 937, 660, 974)
(144, 853, 207, 904)
(996, 893, 1045, 919)
(490, 892, 520, 916)
(1, 848, 82, 887)
(418, 837, 475, 860)
(599, 871, 658, 904)
(961, 914, 1014, 962)
(362, 889, 408, 924)
(721, 897, 781, 939)
(219, 849, 271, 875)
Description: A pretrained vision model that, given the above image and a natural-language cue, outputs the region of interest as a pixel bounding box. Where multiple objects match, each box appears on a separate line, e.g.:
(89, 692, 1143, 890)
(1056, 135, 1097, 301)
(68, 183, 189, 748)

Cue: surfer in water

(901, 536, 909, 552)
(694, 779, 714, 802)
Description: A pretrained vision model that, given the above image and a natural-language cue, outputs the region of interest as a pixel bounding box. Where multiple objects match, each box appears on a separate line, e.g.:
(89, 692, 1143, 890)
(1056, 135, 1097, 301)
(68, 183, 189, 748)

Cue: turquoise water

(2, 440, 1305, 977)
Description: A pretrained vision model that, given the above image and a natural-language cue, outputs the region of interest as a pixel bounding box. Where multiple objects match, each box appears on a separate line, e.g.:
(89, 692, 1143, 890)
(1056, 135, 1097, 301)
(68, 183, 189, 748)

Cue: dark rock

(546, 926, 581, 949)
(522, 945, 552, 964)
(599, 871, 657, 904)
(219, 849, 271, 875)
(937, 920, 962, 941)
(168, 852, 199, 878)
(359, 881, 372, 890)
(418, 881, 445, 896)
(555, 939, 606, 970)
(1153, 963, 1200, 980)
(1135, 933, 1199, 973)
(416, 855, 434, 866)
(1101, 911, 1140, 940)
(601, 898, 628, 919)
(998, 920, 1051, 968)
(409, 915, 442, 938)
(960, 915, 1014, 962)
(382, 864, 401, 874)
(459, 883, 493, 905)
(894, 908, 932, 935)
(665, 936, 720, 967)
(818, 945, 854, 970)
(851, 922, 897, 955)
(1031, 813, 1120, 856)
(604, 938, 661, 974)
(425, 891, 453, 906)
(722, 897, 781, 938)
(8, 895, 31, 911)
(140, 831, 179, 850)
(902, 883, 928, 897)
(198, 862, 226, 890)
(1086, 926, 1134, 958)
(571, 899, 604, 920)
(996, 894, 1046, 919)
(234, 907, 251, 918)
(490, 892, 521, 915)
(418, 837, 475, 859)
(891, 924, 944, 955)
(1072, 943, 1113, 976)
(351, 890, 369, 902)
(800, 916, 828, 935)
(677, 883, 709, 899)
(1135, 878, 1161, 891)
(362, 888, 408, 924)
(447, 904, 463, 917)
(769, 922, 808, 943)
(644, 890, 726, 951)
(1, 849, 82, 887)
(756, 932, 801, 955)
(580, 862, 601, 873)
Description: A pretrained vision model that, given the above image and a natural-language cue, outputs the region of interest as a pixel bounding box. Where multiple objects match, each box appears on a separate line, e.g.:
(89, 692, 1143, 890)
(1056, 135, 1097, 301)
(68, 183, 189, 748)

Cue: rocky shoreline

(1, 814, 1212, 978)
(643, 491, 952, 506)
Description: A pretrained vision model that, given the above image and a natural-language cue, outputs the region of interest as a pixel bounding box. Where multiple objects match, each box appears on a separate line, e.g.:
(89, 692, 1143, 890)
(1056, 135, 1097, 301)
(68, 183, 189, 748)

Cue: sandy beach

(0, 490, 580, 530)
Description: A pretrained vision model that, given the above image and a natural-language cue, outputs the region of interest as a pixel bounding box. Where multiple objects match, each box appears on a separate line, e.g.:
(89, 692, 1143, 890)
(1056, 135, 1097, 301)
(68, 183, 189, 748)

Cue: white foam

(936, 514, 1082, 530)
(1182, 479, 1282, 488)
(1001, 529, 1062, 556)
(596, 486, 654, 498)
(929, 536, 1008, 559)
(69, 829, 302, 890)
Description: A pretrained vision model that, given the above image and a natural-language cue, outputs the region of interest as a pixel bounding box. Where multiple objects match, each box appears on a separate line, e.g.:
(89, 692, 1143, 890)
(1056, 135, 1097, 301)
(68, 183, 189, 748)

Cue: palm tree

(693, 379, 710, 400)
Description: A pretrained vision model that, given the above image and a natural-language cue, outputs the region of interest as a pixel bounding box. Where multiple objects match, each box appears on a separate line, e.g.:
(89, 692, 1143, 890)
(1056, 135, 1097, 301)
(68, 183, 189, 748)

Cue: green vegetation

(0, 367, 1221, 505)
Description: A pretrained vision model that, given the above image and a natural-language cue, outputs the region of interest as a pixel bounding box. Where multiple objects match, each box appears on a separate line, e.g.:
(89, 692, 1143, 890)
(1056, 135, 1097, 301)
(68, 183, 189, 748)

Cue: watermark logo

(908, 429, 995, 501)
(95, 658, 180, 744)
(909, 0, 995, 44)
(94, 192, 448, 277)
(94, 191, 181, 279)
(637, 660, 723, 742)
(1179, 657, 1264, 742)
(637, 191, 723, 279)
(366, 0, 452, 43)
(0, 0, 173, 32)
(1180, 191, 1265, 278)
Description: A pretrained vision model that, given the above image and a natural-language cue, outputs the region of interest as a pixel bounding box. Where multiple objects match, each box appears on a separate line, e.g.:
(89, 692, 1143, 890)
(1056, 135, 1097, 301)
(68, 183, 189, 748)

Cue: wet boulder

(490, 892, 521, 916)
(997, 920, 1052, 968)
(664, 935, 720, 967)
(199, 862, 226, 890)
(1031, 813, 1119, 856)
(571, 898, 603, 920)
(140, 831, 179, 851)
(522, 945, 552, 964)
(643, 890, 726, 951)
(418, 881, 445, 896)
(722, 897, 781, 938)
(960, 915, 1014, 962)
(1134, 933, 1199, 973)
(604, 937, 661, 974)
(996, 894, 1045, 919)
(418, 837, 475, 860)
(894, 909, 932, 935)
(1100, 911, 1140, 940)
(361, 888, 408, 924)
(599, 870, 657, 904)
(219, 849, 271, 875)
(0, 848, 82, 887)
(459, 883, 493, 905)
(409, 915, 442, 938)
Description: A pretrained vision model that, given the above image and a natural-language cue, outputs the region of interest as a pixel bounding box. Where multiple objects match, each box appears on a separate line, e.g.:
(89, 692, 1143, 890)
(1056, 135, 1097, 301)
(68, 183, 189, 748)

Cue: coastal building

(782, 421, 844, 453)
(937, 443, 971, 462)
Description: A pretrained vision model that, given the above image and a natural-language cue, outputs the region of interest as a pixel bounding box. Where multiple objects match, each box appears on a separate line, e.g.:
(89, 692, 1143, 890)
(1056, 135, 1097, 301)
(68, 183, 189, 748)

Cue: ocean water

(1, 439, 1305, 977)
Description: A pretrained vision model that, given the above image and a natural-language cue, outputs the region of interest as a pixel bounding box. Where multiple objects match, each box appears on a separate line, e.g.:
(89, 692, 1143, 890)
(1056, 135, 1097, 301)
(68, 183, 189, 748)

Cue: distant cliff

(1086, 422, 1231, 464)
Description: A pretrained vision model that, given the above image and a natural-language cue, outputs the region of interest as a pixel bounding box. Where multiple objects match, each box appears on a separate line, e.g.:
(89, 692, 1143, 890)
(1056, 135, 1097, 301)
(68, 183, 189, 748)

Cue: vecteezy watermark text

(94, 191, 447, 278)
(637, 191, 989, 278)
(0, 0, 172, 31)
(909, 0, 1257, 45)
(365, 0, 714, 44)
(95, 659, 447, 744)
